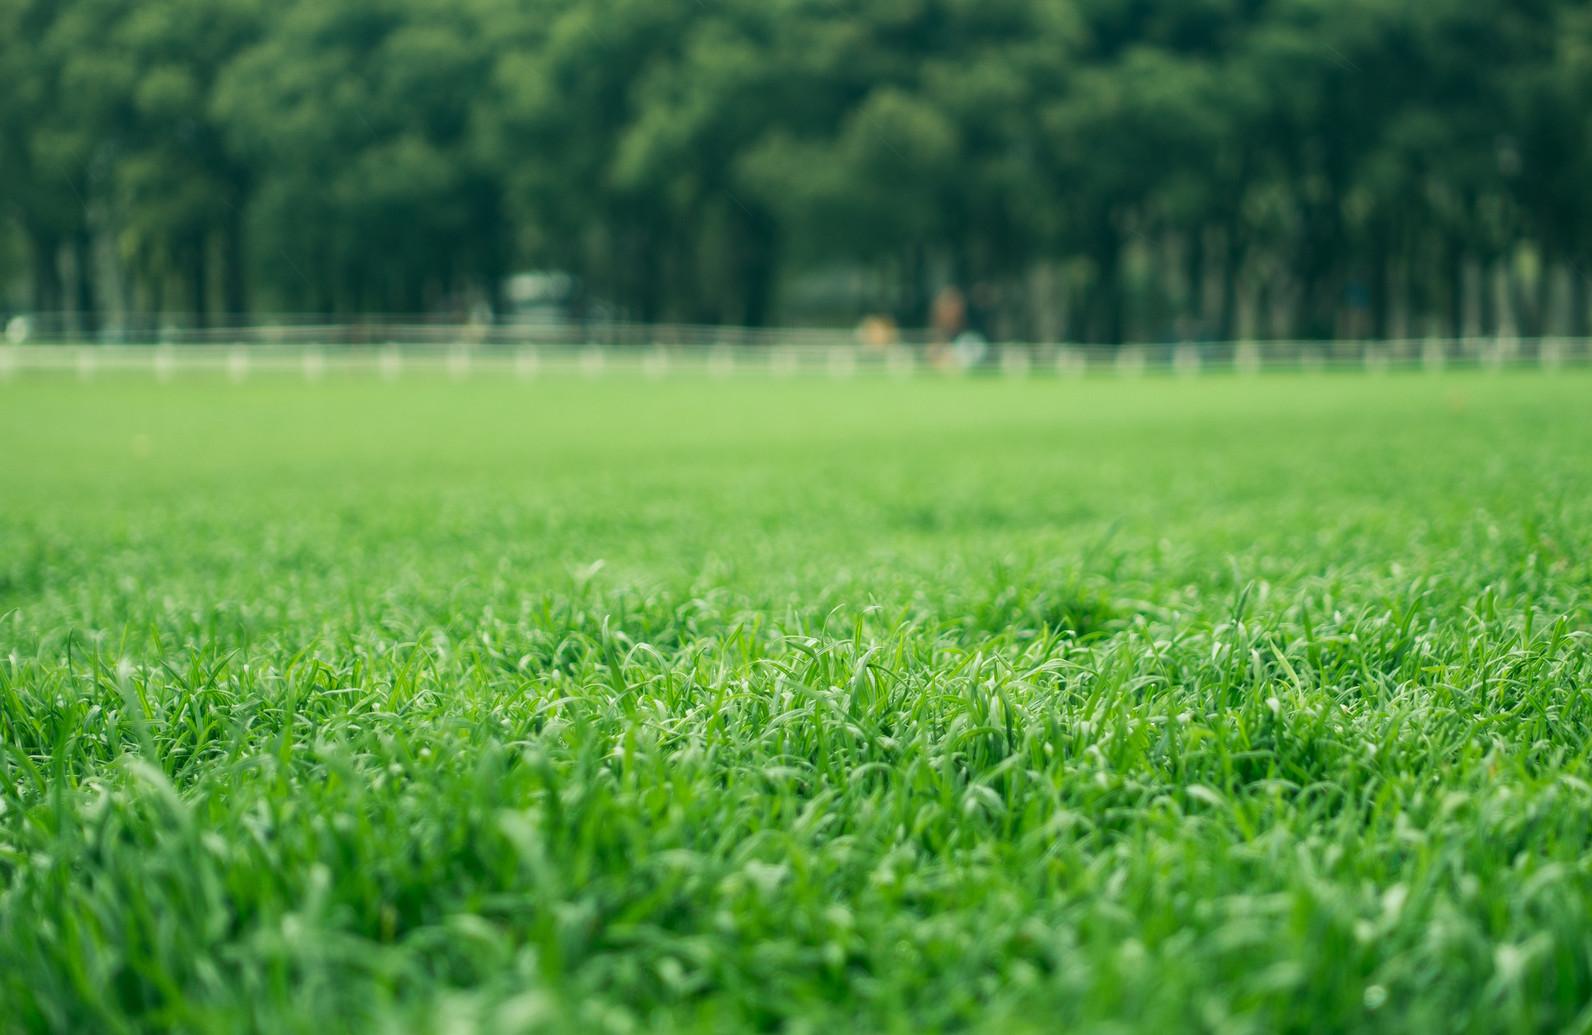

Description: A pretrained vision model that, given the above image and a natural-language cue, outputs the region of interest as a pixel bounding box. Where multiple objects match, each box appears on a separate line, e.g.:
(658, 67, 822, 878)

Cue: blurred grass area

(2, 371, 1583, 592)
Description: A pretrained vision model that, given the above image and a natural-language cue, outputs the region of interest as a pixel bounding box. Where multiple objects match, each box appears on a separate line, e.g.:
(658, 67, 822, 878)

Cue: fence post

(1482, 337, 1504, 371)
(1540, 337, 1564, 370)
(1115, 346, 1140, 377)
(379, 345, 402, 381)
(769, 346, 798, 377)
(154, 344, 178, 382)
(1054, 346, 1086, 377)
(1234, 341, 1261, 375)
(1000, 345, 1032, 378)
(885, 346, 915, 378)
(1172, 342, 1200, 377)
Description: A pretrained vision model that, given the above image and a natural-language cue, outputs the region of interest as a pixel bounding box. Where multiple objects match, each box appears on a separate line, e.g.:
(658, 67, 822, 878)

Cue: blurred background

(2, 0, 1590, 347)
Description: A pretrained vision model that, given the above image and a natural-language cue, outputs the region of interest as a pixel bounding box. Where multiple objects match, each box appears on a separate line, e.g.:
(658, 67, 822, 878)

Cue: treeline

(3, 0, 1591, 342)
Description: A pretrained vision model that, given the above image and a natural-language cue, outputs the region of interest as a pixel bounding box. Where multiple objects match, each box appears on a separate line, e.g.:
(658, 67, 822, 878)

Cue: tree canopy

(2, 0, 1589, 341)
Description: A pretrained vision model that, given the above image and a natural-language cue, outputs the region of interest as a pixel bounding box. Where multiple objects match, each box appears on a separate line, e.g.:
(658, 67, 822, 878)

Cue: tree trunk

(899, 244, 929, 328)
(1508, 248, 1546, 339)
(1533, 253, 1554, 338)
(1092, 228, 1123, 345)
(1446, 242, 1465, 339)
(1570, 261, 1589, 338)
(72, 228, 98, 335)
(1184, 227, 1206, 335)
(736, 210, 778, 328)
(221, 206, 247, 326)
(188, 232, 210, 330)
(1218, 222, 1245, 344)
(28, 228, 64, 320)
(1478, 256, 1497, 338)
(1370, 232, 1391, 342)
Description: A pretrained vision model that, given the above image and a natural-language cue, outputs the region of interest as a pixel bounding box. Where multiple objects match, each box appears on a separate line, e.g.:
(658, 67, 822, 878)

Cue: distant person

(952, 329, 989, 370)
(856, 313, 899, 350)
(932, 285, 967, 341)
(929, 285, 968, 370)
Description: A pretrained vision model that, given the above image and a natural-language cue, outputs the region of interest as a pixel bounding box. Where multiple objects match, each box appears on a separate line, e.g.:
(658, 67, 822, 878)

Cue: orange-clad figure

(928, 285, 966, 369)
(856, 313, 899, 350)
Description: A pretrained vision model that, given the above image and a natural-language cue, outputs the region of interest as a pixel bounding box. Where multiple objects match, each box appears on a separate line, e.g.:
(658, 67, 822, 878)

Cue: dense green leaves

(1, 0, 1590, 335)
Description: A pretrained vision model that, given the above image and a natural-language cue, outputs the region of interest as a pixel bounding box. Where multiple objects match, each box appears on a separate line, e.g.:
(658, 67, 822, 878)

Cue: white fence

(1, 336, 1589, 383)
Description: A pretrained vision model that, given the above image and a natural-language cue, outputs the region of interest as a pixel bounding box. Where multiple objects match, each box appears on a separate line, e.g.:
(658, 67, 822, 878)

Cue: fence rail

(1, 336, 1589, 383)
(7, 315, 947, 349)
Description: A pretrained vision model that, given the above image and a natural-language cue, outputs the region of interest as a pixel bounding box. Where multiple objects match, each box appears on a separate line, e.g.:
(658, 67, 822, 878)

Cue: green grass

(2, 370, 1590, 1034)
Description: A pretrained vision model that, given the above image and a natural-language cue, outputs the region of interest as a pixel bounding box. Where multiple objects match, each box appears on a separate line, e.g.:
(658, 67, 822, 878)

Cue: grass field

(2, 370, 1591, 1033)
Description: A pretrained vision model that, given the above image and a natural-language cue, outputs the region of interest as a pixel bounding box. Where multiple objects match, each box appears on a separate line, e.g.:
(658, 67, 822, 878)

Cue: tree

(215, 0, 504, 315)
(3, 0, 1591, 340)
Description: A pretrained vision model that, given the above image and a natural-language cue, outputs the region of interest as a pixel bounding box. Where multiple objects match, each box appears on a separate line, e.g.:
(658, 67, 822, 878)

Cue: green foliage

(212, 0, 502, 314)
(1, 371, 1591, 1031)
(2, 0, 1590, 334)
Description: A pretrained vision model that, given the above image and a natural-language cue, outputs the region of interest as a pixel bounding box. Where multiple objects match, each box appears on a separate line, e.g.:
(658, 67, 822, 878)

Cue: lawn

(2, 370, 1590, 1033)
